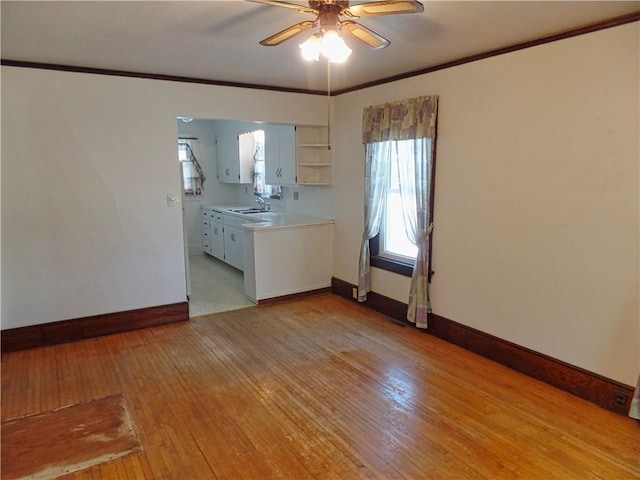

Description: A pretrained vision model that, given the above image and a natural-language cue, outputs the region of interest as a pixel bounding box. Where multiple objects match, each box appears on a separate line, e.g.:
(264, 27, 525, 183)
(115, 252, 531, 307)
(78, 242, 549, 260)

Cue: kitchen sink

(229, 208, 264, 214)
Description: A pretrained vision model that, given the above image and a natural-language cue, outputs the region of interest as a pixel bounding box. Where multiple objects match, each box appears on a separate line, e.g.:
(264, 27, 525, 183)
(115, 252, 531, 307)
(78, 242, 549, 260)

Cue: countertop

(202, 204, 334, 231)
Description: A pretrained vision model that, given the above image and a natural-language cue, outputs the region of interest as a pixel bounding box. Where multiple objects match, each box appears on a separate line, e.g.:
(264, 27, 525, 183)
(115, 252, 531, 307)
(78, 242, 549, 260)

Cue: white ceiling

(2, 1, 638, 93)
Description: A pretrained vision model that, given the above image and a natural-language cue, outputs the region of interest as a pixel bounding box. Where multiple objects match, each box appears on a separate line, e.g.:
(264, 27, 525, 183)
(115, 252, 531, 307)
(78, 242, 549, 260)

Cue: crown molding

(2, 11, 638, 96)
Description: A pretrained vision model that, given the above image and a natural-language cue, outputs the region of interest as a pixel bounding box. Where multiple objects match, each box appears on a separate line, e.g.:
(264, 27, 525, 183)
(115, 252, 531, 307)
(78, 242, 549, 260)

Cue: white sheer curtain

(630, 375, 640, 420)
(397, 138, 434, 328)
(357, 142, 391, 302)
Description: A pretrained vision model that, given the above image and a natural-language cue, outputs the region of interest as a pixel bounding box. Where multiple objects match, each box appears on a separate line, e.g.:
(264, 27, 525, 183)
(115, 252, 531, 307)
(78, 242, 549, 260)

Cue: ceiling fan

(248, 0, 424, 54)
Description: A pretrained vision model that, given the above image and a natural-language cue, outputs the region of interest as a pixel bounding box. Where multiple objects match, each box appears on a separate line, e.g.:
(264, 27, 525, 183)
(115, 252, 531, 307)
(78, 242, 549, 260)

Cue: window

(178, 137, 205, 196)
(251, 130, 282, 200)
(370, 138, 435, 278)
(358, 95, 438, 327)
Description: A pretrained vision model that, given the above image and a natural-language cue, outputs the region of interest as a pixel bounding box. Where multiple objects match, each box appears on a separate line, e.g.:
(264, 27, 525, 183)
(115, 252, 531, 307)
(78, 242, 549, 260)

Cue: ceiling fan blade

(246, 0, 318, 16)
(259, 21, 316, 46)
(340, 21, 390, 49)
(343, 0, 424, 18)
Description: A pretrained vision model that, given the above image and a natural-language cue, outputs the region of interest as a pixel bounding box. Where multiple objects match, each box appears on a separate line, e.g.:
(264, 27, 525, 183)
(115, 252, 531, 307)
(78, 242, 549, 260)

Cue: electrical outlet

(352, 287, 358, 299)
(293, 191, 299, 201)
(615, 392, 628, 408)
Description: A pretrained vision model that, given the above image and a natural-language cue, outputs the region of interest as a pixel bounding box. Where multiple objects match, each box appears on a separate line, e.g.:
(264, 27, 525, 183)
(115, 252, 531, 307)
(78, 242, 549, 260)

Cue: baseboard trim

(331, 277, 408, 322)
(256, 287, 332, 306)
(331, 277, 634, 415)
(1, 302, 189, 353)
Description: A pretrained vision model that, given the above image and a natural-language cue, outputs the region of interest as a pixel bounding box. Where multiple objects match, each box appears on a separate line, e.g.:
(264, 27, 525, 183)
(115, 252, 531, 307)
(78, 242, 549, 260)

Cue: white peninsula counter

(242, 212, 334, 304)
(202, 205, 334, 304)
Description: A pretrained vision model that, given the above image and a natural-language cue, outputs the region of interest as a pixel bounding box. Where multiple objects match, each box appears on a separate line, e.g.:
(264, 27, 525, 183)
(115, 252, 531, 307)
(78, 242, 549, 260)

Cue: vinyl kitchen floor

(188, 254, 255, 317)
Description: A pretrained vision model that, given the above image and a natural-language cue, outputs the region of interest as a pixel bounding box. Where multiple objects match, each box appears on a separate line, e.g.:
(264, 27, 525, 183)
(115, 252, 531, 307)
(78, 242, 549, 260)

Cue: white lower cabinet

(201, 207, 244, 270)
(210, 213, 224, 260)
(223, 224, 244, 271)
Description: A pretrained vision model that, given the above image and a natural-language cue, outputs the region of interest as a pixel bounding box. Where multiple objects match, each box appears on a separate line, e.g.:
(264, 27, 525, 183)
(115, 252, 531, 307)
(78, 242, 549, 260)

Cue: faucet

(255, 197, 269, 211)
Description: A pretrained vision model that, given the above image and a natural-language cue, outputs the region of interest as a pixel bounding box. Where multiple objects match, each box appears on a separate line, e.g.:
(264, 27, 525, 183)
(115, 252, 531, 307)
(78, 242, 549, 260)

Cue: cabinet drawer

(202, 230, 211, 240)
(202, 208, 223, 222)
(201, 218, 210, 230)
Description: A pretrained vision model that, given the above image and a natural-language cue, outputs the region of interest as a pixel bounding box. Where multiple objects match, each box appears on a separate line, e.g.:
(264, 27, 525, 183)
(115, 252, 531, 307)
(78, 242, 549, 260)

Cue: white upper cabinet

(217, 132, 239, 183)
(264, 124, 296, 186)
(216, 122, 332, 187)
(217, 131, 254, 184)
(238, 132, 256, 184)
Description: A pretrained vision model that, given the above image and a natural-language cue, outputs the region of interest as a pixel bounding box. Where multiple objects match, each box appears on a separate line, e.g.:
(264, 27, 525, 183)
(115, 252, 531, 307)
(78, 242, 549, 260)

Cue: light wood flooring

(2, 294, 638, 479)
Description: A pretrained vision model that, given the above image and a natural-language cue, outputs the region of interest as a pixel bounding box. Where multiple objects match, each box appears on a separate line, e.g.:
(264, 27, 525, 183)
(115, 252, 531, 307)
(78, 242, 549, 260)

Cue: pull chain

(327, 59, 331, 150)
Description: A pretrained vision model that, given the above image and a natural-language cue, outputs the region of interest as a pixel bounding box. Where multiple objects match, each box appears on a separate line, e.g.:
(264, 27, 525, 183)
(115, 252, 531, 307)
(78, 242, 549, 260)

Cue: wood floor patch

(1, 394, 141, 479)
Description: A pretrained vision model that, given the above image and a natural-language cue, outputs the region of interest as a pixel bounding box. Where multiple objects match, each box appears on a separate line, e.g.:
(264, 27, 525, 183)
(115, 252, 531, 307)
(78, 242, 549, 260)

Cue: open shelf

(296, 126, 333, 186)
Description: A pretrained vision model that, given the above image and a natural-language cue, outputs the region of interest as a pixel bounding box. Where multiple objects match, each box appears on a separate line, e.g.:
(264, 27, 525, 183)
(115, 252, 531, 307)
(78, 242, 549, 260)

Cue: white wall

(332, 23, 639, 386)
(1, 68, 328, 329)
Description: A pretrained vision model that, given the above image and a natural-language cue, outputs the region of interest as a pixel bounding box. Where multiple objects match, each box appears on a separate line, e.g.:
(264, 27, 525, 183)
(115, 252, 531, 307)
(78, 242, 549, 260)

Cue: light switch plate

(166, 195, 180, 207)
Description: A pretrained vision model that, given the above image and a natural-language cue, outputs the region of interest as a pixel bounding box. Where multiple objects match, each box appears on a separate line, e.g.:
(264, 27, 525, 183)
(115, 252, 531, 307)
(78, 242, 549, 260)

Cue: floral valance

(362, 95, 439, 143)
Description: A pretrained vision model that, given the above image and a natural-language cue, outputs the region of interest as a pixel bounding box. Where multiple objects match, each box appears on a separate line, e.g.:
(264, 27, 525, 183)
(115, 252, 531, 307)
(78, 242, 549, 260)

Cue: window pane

(369, 136, 435, 277)
(383, 191, 417, 260)
(178, 144, 188, 162)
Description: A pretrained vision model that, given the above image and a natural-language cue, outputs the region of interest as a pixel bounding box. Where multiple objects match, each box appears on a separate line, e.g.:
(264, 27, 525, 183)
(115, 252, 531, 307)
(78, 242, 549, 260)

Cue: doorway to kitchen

(178, 117, 256, 318)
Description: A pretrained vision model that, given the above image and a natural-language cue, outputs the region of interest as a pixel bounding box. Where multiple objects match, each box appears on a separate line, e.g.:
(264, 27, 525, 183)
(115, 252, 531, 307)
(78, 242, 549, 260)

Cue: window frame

(370, 138, 438, 281)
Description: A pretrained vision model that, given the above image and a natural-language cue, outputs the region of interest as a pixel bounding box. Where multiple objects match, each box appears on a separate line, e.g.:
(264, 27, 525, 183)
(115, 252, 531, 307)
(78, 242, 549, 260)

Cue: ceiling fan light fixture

(299, 33, 322, 61)
(299, 30, 352, 63)
(320, 30, 352, 63)
(254, 0, 424, 55)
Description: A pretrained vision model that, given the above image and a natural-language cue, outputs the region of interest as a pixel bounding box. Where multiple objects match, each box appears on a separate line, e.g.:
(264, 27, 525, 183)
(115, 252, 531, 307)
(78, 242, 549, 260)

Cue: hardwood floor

(2, 294, 638, 479)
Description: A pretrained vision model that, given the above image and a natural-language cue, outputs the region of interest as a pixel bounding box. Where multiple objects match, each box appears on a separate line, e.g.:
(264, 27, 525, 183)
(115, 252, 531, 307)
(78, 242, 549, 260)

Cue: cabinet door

(210, 221, 224, 260)
(224, 225, 244, 271)
(217, 133, 240, 183)
(238, 131, 256, 184)
(264, 125, 280, 185)
(264, 124, 296, 186)
(278, 125, 297, 185)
